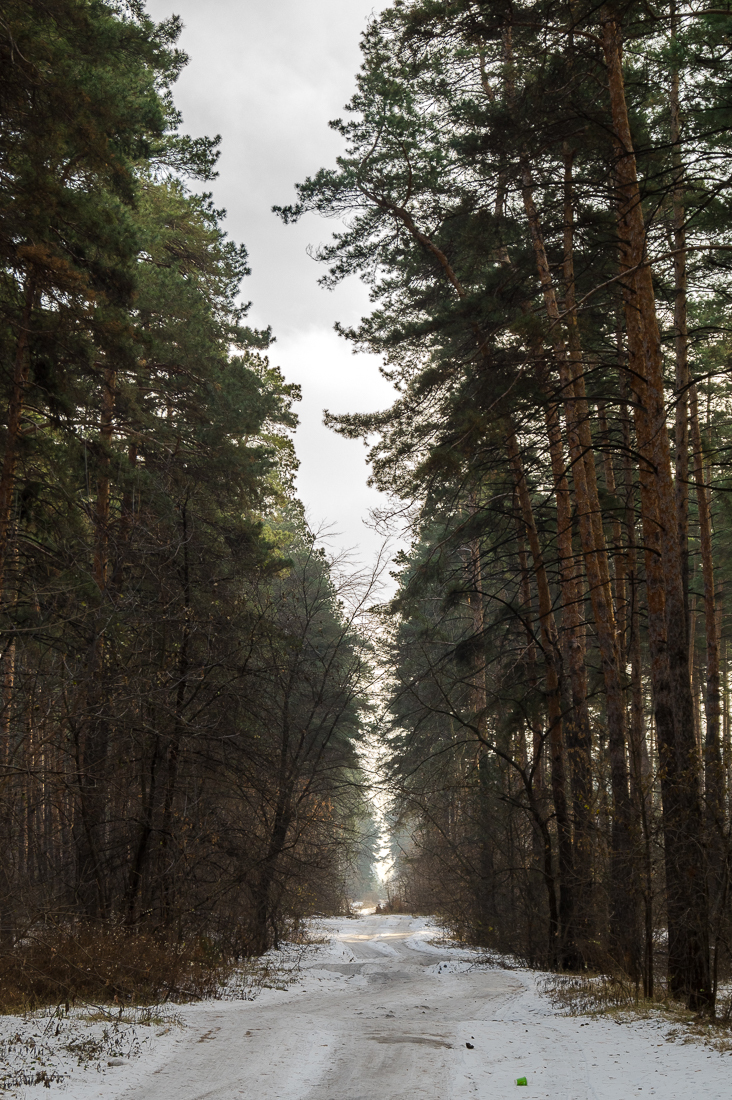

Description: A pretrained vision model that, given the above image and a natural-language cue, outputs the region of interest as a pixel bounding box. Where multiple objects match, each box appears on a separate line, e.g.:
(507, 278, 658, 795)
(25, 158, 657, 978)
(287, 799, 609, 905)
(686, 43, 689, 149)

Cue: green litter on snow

(516, 1077, 528, 1086)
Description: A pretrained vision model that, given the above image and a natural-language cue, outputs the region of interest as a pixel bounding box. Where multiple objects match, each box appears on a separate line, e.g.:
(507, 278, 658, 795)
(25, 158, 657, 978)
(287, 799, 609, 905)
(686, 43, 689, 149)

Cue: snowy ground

(2, 913, 731, 1098)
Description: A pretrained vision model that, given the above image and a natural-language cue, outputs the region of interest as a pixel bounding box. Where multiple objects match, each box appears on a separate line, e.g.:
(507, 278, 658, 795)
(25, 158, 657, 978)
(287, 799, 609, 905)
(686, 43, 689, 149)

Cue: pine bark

(603, 12, 711, 1010)
(619, 382, 655, 996)
(521, 160, 639, 976)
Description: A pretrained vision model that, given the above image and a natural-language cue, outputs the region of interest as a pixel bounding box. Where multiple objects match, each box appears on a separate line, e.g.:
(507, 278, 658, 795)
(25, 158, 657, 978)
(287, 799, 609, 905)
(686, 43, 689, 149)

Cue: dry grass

(0, 1000, 181, 1091)
(0, 924, 247, 1013)
(538, 972, 732, 1052)
(0, 924, 319, 1090)
(538, 972, 655, 1015)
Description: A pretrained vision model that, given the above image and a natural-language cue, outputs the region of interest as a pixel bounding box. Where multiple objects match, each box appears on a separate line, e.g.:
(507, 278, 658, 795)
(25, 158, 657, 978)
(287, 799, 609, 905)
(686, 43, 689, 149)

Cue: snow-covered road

(100, 913, 730, 1100)
(11, 914, 726, 1099)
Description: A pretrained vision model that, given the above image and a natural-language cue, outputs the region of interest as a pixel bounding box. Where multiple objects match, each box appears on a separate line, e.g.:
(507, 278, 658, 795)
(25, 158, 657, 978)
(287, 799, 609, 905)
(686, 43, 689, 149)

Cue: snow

(1, 914, 730, 1099)
(0, 1003, 182, 1098)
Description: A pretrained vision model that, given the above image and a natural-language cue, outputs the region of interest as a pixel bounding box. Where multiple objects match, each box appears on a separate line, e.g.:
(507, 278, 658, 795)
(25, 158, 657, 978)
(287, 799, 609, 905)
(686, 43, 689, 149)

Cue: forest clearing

(3, 0, 732, 1094)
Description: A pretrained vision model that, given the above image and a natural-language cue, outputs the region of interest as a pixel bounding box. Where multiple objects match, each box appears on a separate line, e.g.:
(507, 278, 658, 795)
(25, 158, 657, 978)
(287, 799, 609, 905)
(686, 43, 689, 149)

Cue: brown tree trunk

(620, 382, 655, 996)
(603, 12, 711, 1010)
(521, 160, 638, 976)
(597, 403, 626, 643)
(368, 164, 572, 969)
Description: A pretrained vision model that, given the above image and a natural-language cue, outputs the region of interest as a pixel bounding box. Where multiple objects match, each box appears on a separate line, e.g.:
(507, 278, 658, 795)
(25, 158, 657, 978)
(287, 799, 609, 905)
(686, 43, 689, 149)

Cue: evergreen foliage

(280, 0, 732, 1012)
(0, 0, 373, 977)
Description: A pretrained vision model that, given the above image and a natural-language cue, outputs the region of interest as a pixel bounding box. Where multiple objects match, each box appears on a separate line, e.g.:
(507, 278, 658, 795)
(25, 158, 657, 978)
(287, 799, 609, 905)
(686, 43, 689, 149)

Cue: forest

(279, 0, 732, 1014)
(3, 0, 732, 1023)
(0, 0, 377, 1003)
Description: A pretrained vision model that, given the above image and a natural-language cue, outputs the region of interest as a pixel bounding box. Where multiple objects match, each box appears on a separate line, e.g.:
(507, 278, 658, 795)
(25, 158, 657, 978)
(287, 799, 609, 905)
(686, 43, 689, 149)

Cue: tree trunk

(689, 385, 724, 899)
(123, 732, 161, 927)
(670, 1, 691, 635)
(506, 422, 571, 966)
(543, 389, 593, 965)
(521, 160, 639, 977)
(620, 382, 654, 996)
(515, 516, 556, 956)
(73, 363, 119, 920)
(603, 12, 711, 1010)
(160, 495, 192, 926)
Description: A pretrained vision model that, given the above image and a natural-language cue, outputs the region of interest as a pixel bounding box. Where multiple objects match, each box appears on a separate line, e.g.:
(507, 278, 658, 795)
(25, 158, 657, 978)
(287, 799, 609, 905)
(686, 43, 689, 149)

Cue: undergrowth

(0, 927, 315, 1090)
(0, 1001, 180, 1092)
(538, 972, 732, 1051)
(0, 924, 300, 1014)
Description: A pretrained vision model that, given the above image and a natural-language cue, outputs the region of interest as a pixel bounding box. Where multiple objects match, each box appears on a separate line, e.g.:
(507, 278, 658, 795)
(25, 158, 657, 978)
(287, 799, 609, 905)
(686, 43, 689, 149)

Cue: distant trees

(0, 0, 372, 971)
(215, 531, 377, 953)
(281, 0, 732, 1011)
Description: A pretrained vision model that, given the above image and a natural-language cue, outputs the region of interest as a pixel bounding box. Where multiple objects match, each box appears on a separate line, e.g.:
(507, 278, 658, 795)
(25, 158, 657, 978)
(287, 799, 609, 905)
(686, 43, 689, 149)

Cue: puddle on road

(369, 1035, 452, 1048)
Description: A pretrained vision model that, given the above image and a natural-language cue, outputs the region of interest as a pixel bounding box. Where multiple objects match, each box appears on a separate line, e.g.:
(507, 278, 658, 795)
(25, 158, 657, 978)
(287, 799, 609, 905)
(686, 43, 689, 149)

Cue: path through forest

(103, 914, 729, 1100)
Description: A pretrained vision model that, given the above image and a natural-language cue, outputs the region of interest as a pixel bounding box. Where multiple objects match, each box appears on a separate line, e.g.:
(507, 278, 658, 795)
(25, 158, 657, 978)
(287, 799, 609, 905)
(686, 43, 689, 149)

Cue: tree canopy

(279, 0, 732, 1012)
(0, 1, 374, 986)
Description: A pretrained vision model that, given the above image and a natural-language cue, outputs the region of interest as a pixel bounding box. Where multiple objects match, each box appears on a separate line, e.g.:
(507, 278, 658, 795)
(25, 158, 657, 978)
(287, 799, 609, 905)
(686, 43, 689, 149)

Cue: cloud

(145, 0, 398, 570)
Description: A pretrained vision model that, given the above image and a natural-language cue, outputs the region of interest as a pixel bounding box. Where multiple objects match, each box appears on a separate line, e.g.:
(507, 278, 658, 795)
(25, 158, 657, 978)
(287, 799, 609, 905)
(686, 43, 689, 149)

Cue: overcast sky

(144, 0, 398, 574)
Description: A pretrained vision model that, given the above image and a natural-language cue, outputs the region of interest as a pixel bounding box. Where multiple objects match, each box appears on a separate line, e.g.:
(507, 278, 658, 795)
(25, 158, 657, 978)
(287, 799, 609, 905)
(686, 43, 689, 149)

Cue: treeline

(281, 0, 732, 1011)
(0, 0, 373, 980)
